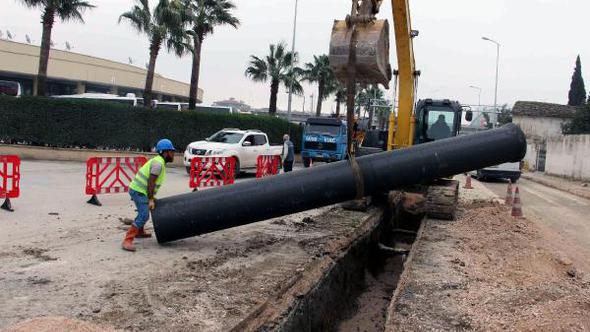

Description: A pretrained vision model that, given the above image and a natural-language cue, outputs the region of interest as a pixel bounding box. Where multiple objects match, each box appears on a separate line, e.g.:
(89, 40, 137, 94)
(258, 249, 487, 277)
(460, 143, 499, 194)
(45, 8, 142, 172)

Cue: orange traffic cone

(511, 186, 524, 218)
(464, 174, 473, 189)
(505, 180, 513, 206)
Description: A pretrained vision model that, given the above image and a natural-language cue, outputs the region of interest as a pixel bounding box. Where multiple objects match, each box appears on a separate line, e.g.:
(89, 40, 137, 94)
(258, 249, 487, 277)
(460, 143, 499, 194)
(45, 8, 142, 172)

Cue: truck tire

(510, 176, 519, 183)
(303, 158, 312, 168)
(185, 166, 191, 175)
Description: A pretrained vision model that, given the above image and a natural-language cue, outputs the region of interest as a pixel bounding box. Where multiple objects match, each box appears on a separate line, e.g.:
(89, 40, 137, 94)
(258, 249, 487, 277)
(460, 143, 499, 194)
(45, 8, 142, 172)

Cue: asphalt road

(479, 177, 590, 269)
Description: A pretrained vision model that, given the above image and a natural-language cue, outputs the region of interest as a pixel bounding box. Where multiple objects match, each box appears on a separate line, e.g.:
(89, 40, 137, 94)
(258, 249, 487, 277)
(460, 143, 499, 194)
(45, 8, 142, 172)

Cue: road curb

(521, 174, 590, 201)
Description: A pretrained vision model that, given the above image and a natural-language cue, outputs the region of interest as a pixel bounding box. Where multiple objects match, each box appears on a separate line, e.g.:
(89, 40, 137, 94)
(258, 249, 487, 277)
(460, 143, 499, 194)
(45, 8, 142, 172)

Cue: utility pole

(287, 0, 299, 123)
(302, 94, 306, 113)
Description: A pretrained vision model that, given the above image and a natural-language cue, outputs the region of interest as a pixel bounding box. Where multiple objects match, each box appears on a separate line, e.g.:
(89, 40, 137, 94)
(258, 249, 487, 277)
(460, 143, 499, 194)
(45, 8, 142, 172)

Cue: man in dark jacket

(281, 134, 295, 172)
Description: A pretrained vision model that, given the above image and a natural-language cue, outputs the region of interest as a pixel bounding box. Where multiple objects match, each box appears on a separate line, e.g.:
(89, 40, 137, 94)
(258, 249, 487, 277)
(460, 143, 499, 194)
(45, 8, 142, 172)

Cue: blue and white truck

(301, 117, 348, 167)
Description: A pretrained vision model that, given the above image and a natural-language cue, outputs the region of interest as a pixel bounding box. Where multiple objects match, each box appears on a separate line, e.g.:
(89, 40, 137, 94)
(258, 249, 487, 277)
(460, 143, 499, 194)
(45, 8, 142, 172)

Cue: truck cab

(301, 118, 347, 167)
(413, 99, 468, 145)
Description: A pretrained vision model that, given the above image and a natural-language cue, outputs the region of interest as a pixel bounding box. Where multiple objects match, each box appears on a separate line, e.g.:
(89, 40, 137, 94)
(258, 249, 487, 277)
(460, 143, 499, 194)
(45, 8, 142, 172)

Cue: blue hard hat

(156, 139, 175, 153)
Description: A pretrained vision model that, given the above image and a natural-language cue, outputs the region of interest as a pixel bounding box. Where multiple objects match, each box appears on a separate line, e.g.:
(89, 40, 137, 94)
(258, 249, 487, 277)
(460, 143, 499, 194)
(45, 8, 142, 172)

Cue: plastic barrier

(85, 156, 148, 206)
(189, 157, 235, 191)
(256, 155, 281, 178)
(0, 155, 20, 212)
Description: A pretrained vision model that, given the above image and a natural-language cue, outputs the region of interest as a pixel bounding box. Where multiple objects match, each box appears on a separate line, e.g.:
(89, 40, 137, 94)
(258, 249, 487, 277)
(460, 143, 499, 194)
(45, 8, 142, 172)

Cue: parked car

(472, 161, 522, 183)
(184, 129, 283, 176)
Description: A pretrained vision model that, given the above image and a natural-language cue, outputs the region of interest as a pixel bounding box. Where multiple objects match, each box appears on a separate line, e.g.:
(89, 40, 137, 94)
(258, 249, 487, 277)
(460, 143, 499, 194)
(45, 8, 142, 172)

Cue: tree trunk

(316, 80, 324, 117)
(144, 39, 161, 108)
(335, 100, 341, 117)
(368, 105, 375, 130)
(188, 35, 203, 110)
(269, 79, 279, 115)
(37, 7, 55, 96)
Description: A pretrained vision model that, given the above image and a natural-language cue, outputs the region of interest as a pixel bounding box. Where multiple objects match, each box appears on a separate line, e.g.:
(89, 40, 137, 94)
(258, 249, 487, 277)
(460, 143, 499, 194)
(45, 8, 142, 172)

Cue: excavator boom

(389, 0, 416, 150)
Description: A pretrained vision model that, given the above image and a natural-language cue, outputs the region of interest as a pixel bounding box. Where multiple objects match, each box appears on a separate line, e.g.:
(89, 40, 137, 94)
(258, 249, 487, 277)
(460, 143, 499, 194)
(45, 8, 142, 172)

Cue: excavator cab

(413, 99, 465, 145)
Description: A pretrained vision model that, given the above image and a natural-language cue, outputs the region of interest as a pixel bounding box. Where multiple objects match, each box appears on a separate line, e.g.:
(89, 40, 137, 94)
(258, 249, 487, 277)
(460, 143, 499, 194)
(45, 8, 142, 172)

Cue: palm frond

(57, 0, 95, 23)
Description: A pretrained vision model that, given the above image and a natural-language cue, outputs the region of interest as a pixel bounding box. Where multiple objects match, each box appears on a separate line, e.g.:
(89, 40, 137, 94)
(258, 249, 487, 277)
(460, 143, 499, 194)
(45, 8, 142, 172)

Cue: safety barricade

(256, 155, 281, 178)
(189, 156, 235, 191)
(0, 155, 21, 212)
(85, 156, 147, 206)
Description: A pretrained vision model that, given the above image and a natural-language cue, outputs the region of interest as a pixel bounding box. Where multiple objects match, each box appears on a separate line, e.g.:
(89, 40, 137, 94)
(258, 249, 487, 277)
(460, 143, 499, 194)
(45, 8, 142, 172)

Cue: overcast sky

(3, 0, 590, 113)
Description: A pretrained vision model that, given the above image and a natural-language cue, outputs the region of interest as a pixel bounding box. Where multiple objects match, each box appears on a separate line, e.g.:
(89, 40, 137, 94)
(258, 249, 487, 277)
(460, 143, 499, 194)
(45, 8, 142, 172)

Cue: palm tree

(303, 54, 335, 116)
(120, 0, 191, 106)
(19, 0, 95, 96)
(186, 0, 239, 110)
(245, 43, 299, 115)
(357, 84, 385, 129)
(327, 80, 346, 117)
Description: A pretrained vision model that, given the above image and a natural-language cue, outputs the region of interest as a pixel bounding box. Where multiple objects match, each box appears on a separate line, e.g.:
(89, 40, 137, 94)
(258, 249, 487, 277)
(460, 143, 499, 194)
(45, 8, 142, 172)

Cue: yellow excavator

(329, 0, 471, 219)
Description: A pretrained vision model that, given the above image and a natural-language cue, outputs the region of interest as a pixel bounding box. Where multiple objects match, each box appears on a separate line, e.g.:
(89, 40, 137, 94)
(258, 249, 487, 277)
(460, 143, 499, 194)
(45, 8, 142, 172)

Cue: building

(512, 101, 577, 171)
(0, 39, 202, 102)
(212, 97, 251, 112)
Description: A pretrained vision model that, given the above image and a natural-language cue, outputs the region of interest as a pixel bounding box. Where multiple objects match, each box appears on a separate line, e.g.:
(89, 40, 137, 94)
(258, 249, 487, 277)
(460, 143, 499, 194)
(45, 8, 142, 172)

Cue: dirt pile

(388, 201, 590, 331)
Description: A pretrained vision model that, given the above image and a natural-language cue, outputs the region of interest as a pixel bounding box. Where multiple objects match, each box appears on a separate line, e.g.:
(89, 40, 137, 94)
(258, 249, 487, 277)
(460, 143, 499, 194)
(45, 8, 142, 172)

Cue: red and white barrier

(256, 155, 281, 178)
(85, 156, 148, 206)
(0, 155, 20, 212)
(189, 156, 235, 191)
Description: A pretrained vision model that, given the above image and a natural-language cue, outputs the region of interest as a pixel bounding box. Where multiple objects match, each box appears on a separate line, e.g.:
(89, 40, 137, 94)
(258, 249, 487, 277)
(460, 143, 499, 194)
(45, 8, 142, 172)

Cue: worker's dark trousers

(283, 161, 293, 173)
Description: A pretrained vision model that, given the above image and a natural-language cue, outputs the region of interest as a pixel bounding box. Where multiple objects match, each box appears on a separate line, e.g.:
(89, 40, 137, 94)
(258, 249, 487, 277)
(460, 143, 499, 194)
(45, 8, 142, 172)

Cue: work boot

(122, 225, 139, 252)
(136, 227, 152, 238)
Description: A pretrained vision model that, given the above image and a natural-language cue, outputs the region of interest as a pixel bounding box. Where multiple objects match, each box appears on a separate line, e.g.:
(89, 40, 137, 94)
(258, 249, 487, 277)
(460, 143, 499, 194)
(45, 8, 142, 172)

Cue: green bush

(562, 104, 590, 134)
(0, 96, 302, 152)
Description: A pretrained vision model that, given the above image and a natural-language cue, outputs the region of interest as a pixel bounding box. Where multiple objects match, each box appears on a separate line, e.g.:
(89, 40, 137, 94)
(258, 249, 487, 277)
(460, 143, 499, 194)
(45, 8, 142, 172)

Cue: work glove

(148, 199, 156, 210)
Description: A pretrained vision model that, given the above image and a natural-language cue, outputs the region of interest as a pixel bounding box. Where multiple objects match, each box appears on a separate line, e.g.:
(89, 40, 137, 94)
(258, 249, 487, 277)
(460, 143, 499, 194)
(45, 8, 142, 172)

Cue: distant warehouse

(0, 39, 202, 103)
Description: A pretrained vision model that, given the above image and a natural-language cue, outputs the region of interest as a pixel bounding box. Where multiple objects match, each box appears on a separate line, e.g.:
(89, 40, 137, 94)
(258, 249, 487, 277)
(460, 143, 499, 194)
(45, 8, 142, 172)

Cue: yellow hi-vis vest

(129, 155, 166, 196)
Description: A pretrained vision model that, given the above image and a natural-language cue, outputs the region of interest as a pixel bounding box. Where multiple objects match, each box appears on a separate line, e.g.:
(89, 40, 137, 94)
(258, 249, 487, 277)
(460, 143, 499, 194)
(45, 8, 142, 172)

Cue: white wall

(545, 135, 590, 181)
(513, 116, 567, 140)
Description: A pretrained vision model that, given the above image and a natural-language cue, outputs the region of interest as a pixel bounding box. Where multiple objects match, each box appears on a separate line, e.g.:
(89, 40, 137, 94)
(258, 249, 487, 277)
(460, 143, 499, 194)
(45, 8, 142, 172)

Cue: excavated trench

(281, 207, 422, 331)
(232, 199, 423, 332)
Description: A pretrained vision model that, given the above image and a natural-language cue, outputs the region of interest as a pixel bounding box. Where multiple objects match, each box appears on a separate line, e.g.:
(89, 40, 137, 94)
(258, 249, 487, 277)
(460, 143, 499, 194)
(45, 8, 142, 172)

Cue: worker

(122, 139, 176, 252)
(281, 134, 295, 173)
(427, 114, 452, 140)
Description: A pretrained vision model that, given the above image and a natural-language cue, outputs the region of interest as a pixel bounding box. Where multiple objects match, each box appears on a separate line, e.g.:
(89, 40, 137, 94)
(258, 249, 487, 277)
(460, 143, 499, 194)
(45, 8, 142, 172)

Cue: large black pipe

(153, 124, 526, 243)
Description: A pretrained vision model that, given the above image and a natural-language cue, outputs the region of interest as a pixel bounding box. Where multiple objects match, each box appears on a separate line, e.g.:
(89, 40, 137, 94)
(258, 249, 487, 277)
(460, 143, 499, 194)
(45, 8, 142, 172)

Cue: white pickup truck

(183, 129, 283, 176)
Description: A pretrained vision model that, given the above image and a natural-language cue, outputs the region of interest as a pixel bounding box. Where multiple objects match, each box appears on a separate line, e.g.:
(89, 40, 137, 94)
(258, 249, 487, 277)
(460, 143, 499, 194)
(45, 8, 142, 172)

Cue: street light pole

(469, 85, 482, 108)
(482, 36, 500, 125)
(287, 0, 299, 123)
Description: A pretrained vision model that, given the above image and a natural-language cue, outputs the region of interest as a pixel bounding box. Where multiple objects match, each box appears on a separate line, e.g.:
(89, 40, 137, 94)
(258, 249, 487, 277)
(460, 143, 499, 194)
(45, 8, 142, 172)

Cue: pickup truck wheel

(185, 166, 191, 175)
(303, 158, 311, 168)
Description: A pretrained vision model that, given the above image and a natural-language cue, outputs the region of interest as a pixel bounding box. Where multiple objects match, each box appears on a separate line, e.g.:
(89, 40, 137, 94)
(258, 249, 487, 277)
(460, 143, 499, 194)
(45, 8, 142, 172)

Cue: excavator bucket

(329, 19, 392, 87)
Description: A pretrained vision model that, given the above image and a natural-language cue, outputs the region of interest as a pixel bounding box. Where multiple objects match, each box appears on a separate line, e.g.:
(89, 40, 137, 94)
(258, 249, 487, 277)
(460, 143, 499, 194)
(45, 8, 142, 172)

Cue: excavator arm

(329, 0, 417, 151)
(388, 0, 416, 150)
